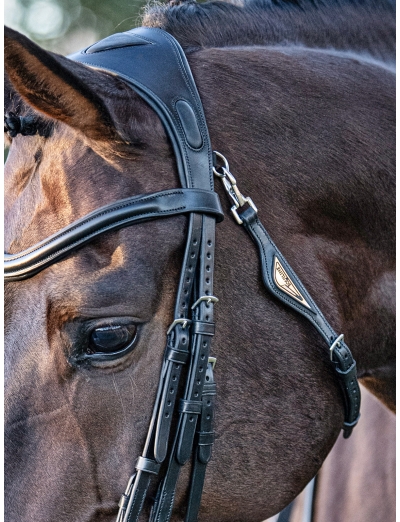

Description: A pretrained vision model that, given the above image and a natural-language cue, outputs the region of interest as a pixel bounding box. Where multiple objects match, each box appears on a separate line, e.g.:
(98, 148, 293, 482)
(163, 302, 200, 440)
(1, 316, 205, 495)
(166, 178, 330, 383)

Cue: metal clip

(329, 334, 344, 361)
(213, 151, 257, 225)
(167, 318, 191, 335)
(191, 295, 219, 310)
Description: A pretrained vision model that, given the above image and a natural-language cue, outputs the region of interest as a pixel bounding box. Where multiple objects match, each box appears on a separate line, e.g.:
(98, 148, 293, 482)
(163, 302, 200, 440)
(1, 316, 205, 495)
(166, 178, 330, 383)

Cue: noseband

(4, 28, 360, 522)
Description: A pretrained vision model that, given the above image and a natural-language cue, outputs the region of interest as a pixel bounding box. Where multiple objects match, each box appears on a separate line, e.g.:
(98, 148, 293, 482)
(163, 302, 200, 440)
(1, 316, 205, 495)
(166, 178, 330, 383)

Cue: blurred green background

(5, 0, 150, 54)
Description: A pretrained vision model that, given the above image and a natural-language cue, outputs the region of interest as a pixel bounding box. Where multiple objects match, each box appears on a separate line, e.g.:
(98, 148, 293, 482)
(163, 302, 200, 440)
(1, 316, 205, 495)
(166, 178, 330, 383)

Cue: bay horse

(4, 0, 395, 520)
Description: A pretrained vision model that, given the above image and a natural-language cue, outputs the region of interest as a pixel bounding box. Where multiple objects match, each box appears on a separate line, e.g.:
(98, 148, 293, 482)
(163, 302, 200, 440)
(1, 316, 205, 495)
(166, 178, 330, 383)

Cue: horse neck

(188, 45, 395, 409)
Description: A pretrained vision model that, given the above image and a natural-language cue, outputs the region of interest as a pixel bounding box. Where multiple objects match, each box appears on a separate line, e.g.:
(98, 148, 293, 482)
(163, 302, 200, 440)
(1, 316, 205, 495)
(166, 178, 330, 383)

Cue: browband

(4, 189, 223, 281)
(4, 27, 360, 522)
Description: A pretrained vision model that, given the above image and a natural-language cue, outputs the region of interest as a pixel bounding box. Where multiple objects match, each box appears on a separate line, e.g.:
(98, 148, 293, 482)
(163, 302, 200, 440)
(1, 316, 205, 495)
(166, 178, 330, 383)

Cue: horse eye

(88, 325, 137, 355)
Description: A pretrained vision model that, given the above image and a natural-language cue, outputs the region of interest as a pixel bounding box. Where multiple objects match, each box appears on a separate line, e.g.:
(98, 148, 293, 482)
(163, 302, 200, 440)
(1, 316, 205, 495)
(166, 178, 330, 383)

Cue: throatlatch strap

(240, 206, 360, 436)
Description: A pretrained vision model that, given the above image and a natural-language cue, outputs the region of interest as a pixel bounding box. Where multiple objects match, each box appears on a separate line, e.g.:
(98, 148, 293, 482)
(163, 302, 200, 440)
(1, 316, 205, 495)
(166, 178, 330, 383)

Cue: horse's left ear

(4, 26, 120, 141)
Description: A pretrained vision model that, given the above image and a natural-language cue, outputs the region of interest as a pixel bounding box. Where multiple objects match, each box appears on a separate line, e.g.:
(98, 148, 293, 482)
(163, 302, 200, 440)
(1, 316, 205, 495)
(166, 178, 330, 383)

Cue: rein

(4, 28, 360, 522)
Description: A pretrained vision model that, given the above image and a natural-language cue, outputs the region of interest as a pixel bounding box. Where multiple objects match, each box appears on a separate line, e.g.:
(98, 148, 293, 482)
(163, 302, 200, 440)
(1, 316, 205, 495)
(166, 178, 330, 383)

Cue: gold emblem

(273, 257, 311, 309)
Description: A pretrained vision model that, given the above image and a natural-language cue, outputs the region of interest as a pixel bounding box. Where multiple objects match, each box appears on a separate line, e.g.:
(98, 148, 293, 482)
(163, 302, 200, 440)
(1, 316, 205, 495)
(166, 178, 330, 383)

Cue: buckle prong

(167, 319, 191, 335)
(191, 295, 219, 310)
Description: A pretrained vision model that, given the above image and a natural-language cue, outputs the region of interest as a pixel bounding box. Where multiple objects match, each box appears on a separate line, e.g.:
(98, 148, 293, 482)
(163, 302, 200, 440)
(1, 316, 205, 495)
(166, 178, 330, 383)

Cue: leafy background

(5, 0, 150, 54)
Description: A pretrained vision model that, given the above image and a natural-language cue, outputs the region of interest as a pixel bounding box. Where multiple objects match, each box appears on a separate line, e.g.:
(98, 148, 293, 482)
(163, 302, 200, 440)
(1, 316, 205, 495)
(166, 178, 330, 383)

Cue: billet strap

(70, 28, 219, 522)
(4, 189, 222, 281)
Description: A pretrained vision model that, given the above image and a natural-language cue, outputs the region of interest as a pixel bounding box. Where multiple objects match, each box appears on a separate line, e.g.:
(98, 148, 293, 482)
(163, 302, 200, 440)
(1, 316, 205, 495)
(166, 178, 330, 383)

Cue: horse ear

(4, 26, 119, 141)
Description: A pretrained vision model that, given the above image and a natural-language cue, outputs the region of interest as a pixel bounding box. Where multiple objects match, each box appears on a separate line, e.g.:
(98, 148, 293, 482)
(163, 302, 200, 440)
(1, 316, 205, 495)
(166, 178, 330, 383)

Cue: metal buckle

(213, 151, 258, 225)
(191, 295, 219, 310)
(329, 334, 344, 361)
(166, 318, 191, 335)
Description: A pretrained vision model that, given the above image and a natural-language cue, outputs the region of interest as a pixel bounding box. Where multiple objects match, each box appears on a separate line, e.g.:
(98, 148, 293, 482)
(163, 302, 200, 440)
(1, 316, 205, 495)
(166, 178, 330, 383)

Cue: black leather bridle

(4, 28, 360, 522)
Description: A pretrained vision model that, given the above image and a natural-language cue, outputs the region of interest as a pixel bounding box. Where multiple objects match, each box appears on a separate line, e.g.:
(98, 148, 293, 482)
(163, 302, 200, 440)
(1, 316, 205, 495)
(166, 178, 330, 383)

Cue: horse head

(4, 3, 395, 519)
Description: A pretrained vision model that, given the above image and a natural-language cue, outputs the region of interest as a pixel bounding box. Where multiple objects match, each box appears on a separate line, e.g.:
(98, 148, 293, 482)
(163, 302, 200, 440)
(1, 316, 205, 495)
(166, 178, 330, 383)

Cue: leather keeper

(202, 382, 216, 396)
(335, 360, 357, 377)
(197, 431, 215, 446)
(118, 494, 129, 510)
(179, 399, 203, 414)
(165, 346, 189, 364)
(192, 321, 215, 336)
(135, 456, 160, 475)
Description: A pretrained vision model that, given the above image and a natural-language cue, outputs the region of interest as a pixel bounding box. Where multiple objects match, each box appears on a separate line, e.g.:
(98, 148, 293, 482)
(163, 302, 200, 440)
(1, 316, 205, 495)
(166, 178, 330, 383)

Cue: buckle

(329, 334, 345, 361)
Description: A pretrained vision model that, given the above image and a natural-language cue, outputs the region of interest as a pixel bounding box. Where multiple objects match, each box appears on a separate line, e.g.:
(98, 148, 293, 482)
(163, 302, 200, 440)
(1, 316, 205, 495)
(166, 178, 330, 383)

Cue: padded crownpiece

(85, 32, 151, 54)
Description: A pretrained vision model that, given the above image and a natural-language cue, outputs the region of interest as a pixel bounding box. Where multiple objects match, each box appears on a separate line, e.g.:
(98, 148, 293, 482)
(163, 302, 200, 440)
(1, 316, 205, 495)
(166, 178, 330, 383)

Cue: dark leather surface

(5, 189, 222, 281)
(69, 27, 213, 192)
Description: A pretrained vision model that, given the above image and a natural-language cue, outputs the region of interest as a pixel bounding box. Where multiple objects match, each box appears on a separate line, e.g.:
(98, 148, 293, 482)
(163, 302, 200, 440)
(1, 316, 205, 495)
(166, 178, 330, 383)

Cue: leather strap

(69, 27, 213, 191)
(240, 206, 360, 436)
(5, 189, 222, 281)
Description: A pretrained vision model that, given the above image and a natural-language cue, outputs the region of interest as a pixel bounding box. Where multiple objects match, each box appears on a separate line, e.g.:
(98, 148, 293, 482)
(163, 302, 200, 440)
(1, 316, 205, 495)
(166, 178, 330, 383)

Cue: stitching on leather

(162, 31, 213, 190)
(6, 207, 186, 277)
(248, 219, 334, 344)
(253, 216, 338, 340)
(6, 190, 186, 261)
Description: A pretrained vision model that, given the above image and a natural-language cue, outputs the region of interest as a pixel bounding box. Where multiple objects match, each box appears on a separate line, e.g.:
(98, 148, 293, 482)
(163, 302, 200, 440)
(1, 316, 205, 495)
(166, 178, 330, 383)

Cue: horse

(4, 0, 395, 520)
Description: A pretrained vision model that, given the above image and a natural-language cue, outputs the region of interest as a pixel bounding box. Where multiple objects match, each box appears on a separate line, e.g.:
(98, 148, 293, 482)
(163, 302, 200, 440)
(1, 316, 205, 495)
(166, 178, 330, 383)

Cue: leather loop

(135, 457, 161, 475)
(179, 400, 203, 415)
(165, 346, 190, 364)
(192, 321, 215, 336)
(197, 431, 215, 446)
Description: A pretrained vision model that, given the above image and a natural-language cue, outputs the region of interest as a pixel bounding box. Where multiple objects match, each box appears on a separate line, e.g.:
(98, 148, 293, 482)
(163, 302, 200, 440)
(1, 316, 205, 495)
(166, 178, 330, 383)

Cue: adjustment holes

(165, 412, 170, 418)
(186, 278, 191, 283)
(207, 253, 211, 259)
(193, 239, 198, 245)
(201, 354, 205, 360)
(205, 316, 209, 321)
(167, 400, 172, 406)
(206, 414, 211, 420)
(207, 240, 212, 246)
(188, 265, 193, 271)
(175, 364, 180, 369)
(196, 379, 201, 385)
(172, 375, 177, 381)
(170, 388, 175, 394)
(189, 416, 194, 422)
(199, 366, 204, 372)
(194, 392, 199, 397)
(182, 303, 186, 308)
(184, 290, 188, 295)
(205, 290, 210, 296)
(190, 252, 196, 259)
(206, 265, 210, 272)
(203, 341, 207, 347)
(205, 376, 210, 382)
(206, 278, 210, 284)
(182, 338, 186, 344)
(207, 400, 211, 406)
